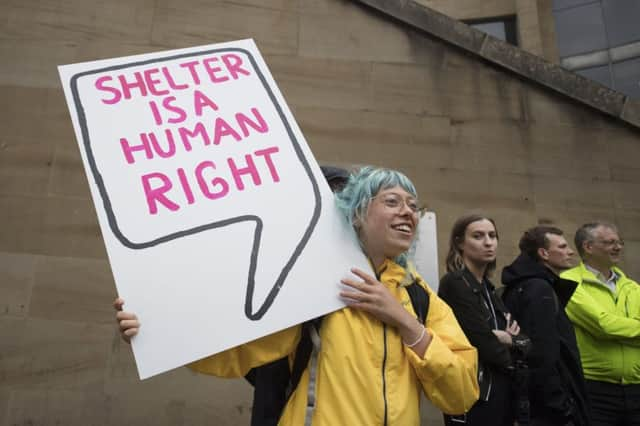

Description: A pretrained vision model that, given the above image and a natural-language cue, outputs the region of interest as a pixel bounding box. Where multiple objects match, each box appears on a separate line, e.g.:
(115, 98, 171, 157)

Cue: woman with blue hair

(116, 166, 479, 425)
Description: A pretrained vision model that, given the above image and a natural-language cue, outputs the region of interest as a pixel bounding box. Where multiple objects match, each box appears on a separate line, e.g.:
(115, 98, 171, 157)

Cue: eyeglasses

(593, 239, 625, 248)
(373, 193, 425, 215)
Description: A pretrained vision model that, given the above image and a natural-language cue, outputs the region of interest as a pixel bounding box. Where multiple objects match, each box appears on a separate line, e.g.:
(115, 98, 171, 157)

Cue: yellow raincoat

(190, 260, 479, 425)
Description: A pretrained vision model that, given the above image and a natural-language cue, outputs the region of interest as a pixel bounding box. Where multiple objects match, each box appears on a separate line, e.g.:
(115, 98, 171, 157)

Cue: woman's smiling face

(358, 185, 420, 267)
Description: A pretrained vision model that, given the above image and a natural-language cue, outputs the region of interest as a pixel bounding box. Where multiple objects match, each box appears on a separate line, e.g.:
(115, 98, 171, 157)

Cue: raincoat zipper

(376, 267, 389, 426)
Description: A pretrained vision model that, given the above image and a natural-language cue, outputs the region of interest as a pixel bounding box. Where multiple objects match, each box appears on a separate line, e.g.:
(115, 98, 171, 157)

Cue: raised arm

(188, 325, 301, 378)
(113, 297, 301, 378)
(340, 267, 432, 357)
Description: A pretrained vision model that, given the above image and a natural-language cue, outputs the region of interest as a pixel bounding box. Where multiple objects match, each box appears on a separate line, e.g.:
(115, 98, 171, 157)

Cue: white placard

(58, 39, 370, 379)
(413, 212, 439, 292)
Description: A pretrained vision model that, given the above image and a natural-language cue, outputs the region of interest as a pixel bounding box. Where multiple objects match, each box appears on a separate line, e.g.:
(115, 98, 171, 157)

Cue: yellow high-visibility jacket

(562, 262, 640, 384)
(190, 259, 479, 425)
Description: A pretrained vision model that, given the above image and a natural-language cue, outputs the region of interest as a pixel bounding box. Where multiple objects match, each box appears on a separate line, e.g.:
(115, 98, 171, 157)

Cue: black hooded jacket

(501, 254, 591, 425)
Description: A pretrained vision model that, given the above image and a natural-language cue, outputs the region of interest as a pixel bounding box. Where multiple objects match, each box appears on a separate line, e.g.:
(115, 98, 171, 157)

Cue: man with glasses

(561, 222, 640, 426)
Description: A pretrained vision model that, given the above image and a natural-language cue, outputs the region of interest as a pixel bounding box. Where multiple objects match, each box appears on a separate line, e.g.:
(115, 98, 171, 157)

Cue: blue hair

(335, 166, 419, 267)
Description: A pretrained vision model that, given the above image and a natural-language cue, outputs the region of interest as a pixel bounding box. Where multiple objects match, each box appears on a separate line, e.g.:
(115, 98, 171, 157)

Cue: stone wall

(1, 0, 639, 425)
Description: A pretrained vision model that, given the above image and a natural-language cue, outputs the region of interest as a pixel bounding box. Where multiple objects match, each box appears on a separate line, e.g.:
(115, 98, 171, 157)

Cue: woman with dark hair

(438, 213, 527, 426)
(115, 167, 479, 425)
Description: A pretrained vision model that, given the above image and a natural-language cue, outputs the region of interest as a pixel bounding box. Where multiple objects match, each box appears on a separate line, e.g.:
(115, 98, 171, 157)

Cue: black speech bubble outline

(68, 47, 321, 320)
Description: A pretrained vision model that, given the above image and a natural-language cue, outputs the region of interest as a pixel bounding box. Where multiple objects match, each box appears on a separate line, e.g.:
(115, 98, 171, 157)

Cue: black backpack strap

(287, 319, 315, 397)
(283, 318, 323, 426)
(246, 317, 323, 426)
(405, 280, 430, 324)
(249, 357, 291, 426)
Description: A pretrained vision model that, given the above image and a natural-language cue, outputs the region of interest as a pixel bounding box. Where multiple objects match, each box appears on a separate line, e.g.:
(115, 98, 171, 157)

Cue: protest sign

(59, 39, 370, 379)
(412, 212, 439, 292)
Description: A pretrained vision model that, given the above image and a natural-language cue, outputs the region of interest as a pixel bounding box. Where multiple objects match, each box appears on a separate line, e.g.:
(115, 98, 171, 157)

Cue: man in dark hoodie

(501, 225, 591, 426)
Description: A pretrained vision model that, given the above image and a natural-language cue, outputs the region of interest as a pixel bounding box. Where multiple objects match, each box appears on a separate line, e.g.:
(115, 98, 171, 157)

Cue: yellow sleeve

(188, 325, 301, 378)
(405, 287, 479, 415)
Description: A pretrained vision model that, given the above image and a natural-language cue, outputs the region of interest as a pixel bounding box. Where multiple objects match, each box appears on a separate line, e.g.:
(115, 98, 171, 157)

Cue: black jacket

(501, 254, 591, 425)
(439, 268, 513, 401)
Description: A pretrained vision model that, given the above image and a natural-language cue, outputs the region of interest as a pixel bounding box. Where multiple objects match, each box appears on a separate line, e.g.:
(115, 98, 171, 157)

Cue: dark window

(554, 1, 640, 99)
(466, 16, 518, 46)
(554, 2, 607, 56)
(612, 57, 640, 99)
(601, 0, 640, 47)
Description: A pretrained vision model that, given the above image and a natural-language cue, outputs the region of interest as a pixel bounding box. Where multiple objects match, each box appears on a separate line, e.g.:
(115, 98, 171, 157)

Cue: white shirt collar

(585, 264, 618, 293)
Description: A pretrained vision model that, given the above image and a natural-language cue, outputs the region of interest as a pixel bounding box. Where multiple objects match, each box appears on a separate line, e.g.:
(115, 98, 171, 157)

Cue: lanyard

(481, 281, 499, 330)
(462, 272, 500, 330)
